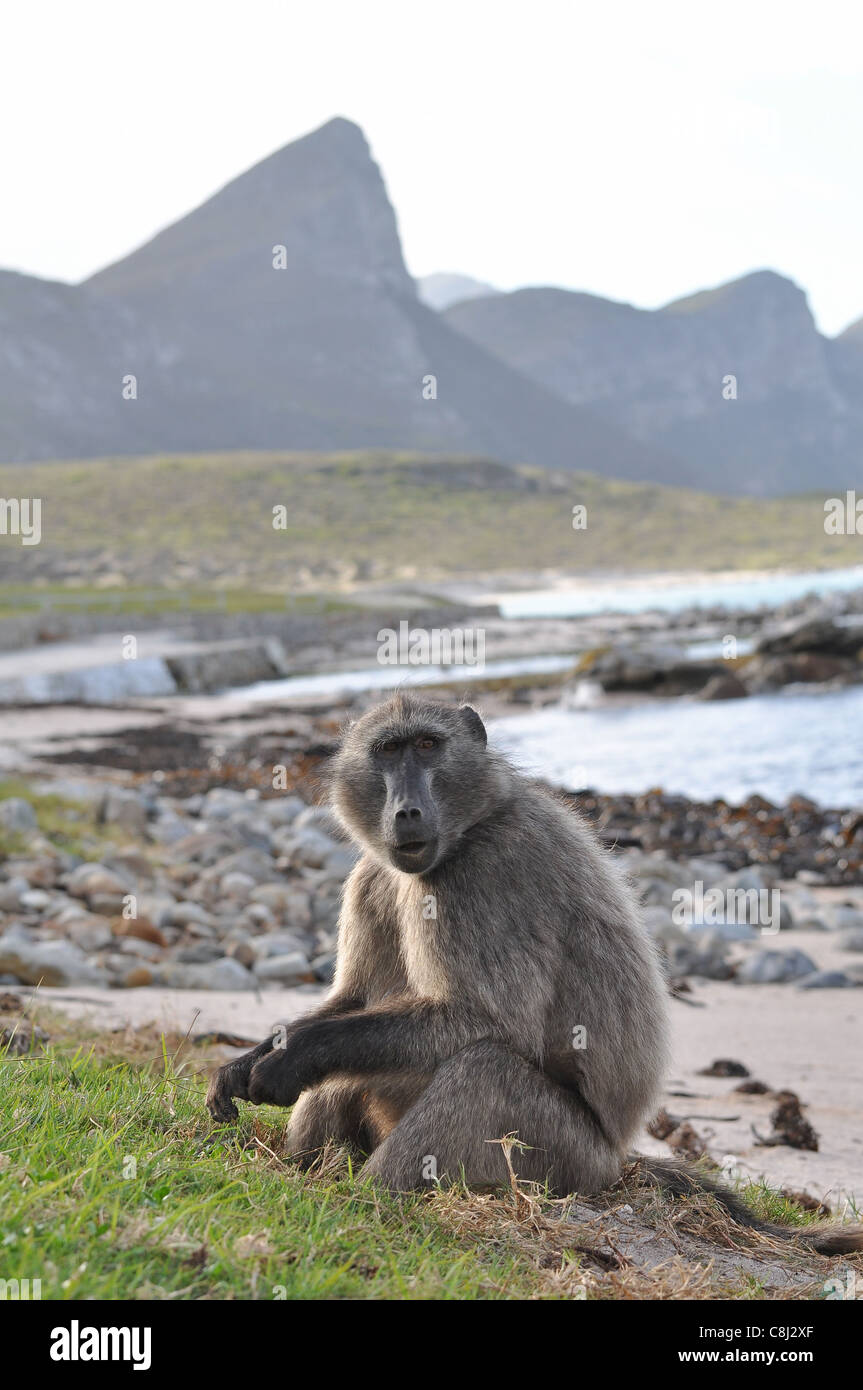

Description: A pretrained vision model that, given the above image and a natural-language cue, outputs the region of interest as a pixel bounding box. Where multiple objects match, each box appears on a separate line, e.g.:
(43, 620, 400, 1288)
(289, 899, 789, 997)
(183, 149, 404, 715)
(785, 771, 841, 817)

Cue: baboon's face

(332, 698, 490, 874)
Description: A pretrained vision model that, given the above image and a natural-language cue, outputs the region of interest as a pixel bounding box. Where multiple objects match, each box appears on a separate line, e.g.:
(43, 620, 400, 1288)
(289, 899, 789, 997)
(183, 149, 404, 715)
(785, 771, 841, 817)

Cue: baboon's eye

(416, 736, 439, 750)
(379, 740, 400, 754)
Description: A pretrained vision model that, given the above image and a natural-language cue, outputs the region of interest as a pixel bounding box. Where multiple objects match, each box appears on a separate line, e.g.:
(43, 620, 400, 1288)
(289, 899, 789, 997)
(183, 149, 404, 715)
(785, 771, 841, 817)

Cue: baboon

(207, 694, 863, 1253)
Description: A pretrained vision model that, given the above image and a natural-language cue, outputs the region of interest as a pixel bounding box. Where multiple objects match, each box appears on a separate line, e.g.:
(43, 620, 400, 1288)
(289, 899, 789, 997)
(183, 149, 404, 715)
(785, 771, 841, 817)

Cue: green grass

(0, 1023, 553, 1300)
(1, 450, 859, 610)
(1, 1013, 851, 1302)
(0, 778, 122, 860)
(0, 586, 358, 621)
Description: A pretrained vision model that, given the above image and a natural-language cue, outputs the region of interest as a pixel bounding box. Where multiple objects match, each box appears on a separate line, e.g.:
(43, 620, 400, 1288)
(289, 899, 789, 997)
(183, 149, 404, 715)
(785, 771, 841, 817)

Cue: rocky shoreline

(1, 585, 862, 708)
(1, 580, 862, 999)
(2, 732, 862, 998)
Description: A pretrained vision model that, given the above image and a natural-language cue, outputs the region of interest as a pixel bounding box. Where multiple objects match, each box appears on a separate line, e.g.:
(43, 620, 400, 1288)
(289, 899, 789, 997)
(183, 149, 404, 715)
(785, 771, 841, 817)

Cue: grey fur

(206, 694, 863, 1250)
(207, 692, 670, 1196)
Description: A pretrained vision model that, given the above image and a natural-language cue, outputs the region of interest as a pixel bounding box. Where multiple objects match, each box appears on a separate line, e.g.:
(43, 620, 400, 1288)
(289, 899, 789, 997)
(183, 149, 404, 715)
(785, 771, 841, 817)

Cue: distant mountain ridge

(445, 269, 863, 495)
(0, 118, 679, 485)
(0, 115, 859, 494)
(417, 273, 501, 310)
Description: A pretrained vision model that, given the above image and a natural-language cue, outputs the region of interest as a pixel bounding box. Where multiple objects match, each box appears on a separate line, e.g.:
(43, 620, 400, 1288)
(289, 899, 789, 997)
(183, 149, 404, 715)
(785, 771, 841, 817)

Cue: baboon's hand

(247, 1034, 312, 1109)
(206, 1037, 275, 1123)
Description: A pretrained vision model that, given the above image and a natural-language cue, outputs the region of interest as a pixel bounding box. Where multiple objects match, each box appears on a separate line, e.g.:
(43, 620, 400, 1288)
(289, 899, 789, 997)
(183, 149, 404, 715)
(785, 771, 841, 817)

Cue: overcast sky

(2, 0, 861, 334)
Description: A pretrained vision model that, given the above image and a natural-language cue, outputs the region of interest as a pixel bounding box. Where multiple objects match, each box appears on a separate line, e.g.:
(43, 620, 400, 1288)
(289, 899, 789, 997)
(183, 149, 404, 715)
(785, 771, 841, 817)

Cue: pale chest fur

(392, 874, 455, 1001)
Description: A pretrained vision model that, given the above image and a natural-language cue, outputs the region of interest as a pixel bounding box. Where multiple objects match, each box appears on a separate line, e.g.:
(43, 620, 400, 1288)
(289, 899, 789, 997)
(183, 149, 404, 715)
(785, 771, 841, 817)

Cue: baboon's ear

(459, 704, 487, 747)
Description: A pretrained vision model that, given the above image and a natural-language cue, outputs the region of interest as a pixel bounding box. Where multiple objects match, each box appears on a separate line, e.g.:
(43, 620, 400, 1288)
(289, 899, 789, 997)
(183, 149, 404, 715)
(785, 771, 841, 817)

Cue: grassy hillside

(1, 450, 858, 599)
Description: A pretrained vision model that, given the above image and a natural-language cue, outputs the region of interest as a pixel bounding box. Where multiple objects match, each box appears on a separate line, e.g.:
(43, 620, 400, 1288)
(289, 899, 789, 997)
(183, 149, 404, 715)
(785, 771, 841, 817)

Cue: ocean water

(238, 653, 575, 702)
(489, 685, 863, 807)
(497, 566, 863, 619)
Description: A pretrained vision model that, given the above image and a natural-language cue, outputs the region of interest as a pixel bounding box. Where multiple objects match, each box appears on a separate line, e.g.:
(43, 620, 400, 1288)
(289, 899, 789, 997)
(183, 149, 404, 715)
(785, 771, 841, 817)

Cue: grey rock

(696, 672, 748, 700)
(158, 957, 256, 991)
(311, 951, 337, 984)
(294, 805, 342, 838)
(65, 916, 114, 952)
(199, 788, 249, 821)
(757, 609, 863, 657)
(322, 845, 359, 878)
(721, 865, 775, 893)
(687, 919, 758, 942)
(250, 884, 313, 927)
(274, 827, 337, 869)
(100, 788, 148, 835)
(243, 903, 275, 929)
(830, 906, 863, 933)
(135, 894, 178, 929)
(224, 815, 275, 852)
(642, 906, 682, 942)
(104, 849, 154, 882)
(666, 942, 733, 981)
(255, 952, 312, 983)
(169, 901, 217, 928)
(796, 969, 857, 989)
(88, 892, 129, 917)
(66, 862, 132, 900)
(149, 814, 194, 846)
(0, 934, 106, 986)
(685, 857, 730, 888)
(311, 889, 342, 928)
(217, 848, 280, 883)
(737, 948, 818, 984)
(0, 877, 32, 912)
(173, 942, 226, 964)
(261, 796, 305, 826)
(118, 936, 164, 961)
(220, 871, 257, 901)
(626, 853, 686, 885)
(255, 931, 311, 958)
(838, 928, 863, 952)
(0, 798, 38, 833)
(225, 939, 257, 969)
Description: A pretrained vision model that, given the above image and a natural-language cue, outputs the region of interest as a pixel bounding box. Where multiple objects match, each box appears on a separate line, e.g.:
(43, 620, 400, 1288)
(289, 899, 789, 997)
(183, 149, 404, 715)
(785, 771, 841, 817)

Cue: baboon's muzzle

(384, 751, 438, 872)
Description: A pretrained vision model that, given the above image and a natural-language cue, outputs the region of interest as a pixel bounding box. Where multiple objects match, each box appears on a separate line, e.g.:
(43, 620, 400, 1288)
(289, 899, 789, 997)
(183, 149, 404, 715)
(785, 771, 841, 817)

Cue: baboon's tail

(628, 1155, 863, 1256)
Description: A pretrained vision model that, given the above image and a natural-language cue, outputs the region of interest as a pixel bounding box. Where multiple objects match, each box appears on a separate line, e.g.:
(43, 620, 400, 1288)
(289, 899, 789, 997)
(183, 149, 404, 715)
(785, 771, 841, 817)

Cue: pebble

(158, 957, 257, 991)
(796, 970, 857, 989)
(830, 906, 863, 933)
(0, 877, 30, 911)
(100, 789, 148, 836)
(66, 863, 131, 900)
(0, 934, 106, 987)
(737, 948, 818, 984)
(65, 917, 114, 952)
(255, 952, 313, 984)
(0, 798, 38, 832)
(838, 928, 863, 952)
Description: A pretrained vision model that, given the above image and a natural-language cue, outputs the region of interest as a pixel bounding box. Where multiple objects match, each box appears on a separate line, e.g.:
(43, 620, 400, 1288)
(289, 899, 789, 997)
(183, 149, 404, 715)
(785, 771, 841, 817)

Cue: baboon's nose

(392, 802, 435, 849)
(394, 805, 426, 845)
